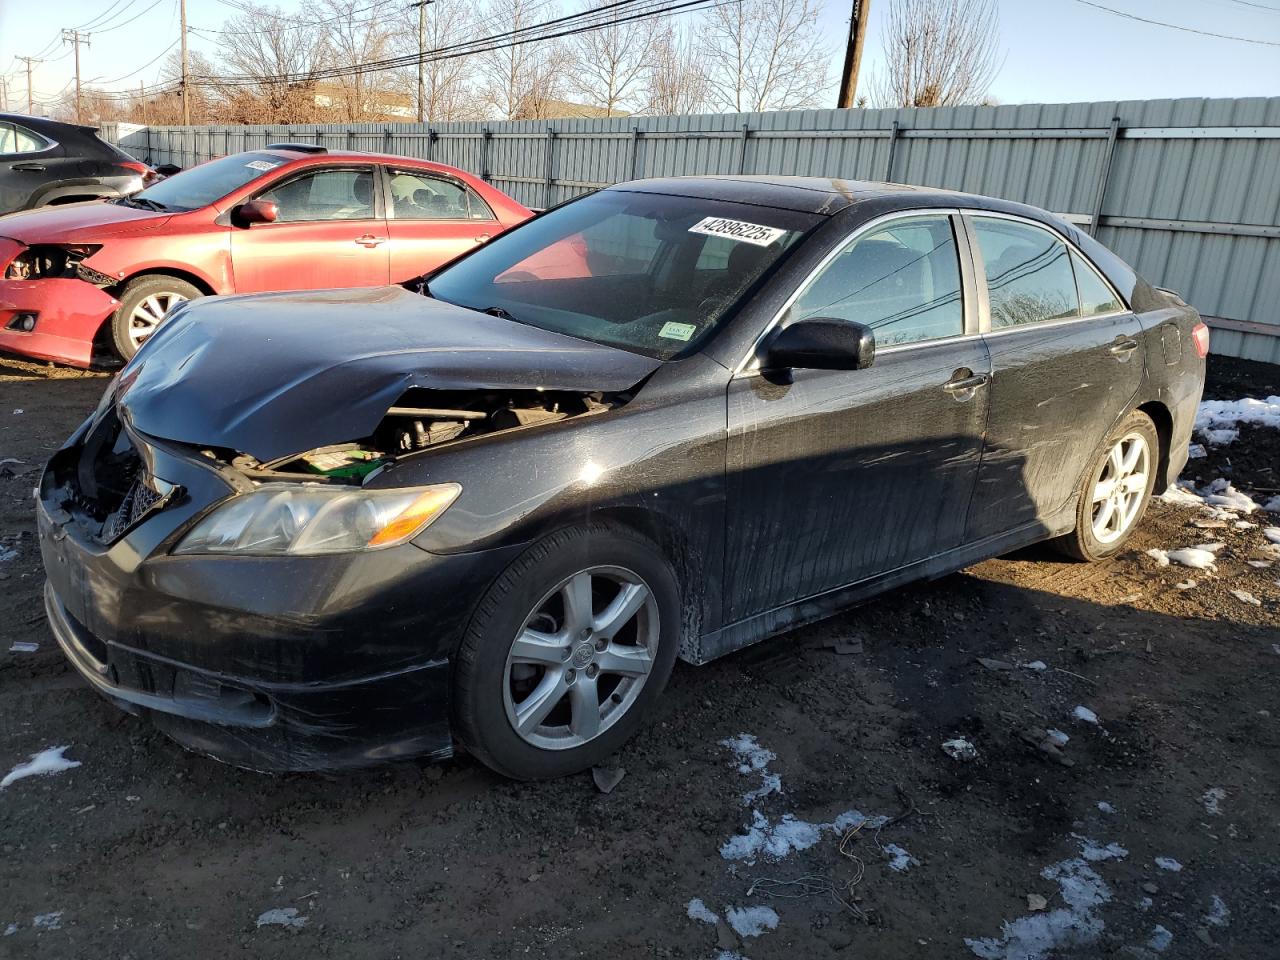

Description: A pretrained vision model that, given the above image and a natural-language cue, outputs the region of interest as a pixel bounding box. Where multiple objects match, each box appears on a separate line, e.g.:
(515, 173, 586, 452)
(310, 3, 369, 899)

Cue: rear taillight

(1191, 321, 1210, 359)
(119, 160, 156, 181)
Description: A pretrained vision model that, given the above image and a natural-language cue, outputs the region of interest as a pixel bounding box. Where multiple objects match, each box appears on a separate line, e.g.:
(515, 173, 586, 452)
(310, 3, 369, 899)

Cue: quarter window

(1072, 250, 1122, 317)
(0, 122, 47, 154)
(971, 217, 1079, 329)
(259, 168, 376, 222)
(388, 170, 493, 220)
(786, 214, 964, 346)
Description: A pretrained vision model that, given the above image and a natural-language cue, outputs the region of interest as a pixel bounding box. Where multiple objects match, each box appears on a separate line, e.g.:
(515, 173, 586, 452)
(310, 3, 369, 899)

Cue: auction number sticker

(688, 216, 785, 247)
(245, 159, 281, 171)
(658, 321, 697, 341)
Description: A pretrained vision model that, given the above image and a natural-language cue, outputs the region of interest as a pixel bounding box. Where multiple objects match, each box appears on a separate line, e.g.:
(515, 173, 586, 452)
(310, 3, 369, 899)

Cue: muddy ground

(0, 354, 1277, 960)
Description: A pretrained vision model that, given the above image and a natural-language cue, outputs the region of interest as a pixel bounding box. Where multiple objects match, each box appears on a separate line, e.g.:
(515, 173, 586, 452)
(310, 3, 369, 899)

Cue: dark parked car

(38, 177, 1208, 779)
(0, 113, 153, 215)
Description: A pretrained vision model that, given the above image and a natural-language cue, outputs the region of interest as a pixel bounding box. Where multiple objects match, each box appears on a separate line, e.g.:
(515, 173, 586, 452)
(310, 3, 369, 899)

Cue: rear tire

(1054, 410, 1160, 561)
(453, 524, 681, 780)
(110, 275, 201, 361)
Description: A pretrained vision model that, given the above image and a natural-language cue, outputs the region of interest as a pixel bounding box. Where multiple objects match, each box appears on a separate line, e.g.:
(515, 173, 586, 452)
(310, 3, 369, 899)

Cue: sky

(2, 0, 1278, 116)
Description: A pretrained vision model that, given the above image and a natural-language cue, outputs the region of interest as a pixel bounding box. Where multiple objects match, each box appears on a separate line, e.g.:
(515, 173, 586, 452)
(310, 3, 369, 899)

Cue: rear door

(963, 213, 1145, 540)
(383, 167, 501, 282)
(723, 211, 990, 623)
(229, 164, 388, 293)
(0, 121, 61, 213)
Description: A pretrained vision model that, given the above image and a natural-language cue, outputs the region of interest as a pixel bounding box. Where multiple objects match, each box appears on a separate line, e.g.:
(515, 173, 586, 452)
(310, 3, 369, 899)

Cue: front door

(723, 212, 989, 624)
(962, 214, 1146, 540)
(0, 121, 58, 213)
(230, 165, 388, 293)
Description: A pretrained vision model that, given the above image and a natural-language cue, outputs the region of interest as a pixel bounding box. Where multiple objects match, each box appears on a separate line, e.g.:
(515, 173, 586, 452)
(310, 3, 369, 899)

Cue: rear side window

(786, 214, 965, 346)
(388, 170, 493, 220)
(1072, 251, 1122, 317)
(0, 122, 48, 154)
(971, 217, 1078, 328)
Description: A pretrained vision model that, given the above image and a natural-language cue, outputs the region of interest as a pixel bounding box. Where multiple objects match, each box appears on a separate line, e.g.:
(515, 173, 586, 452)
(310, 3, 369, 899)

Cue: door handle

(1108, 338, 1139, 359)
(355, 235, 385, 248)
(12, 162, 45, 172)
(473, 234, 492, 244)
(943, 371, 990, 395)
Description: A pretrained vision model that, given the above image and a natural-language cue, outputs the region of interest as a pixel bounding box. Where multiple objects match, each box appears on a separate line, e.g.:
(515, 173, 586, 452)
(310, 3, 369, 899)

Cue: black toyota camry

(38, 176, 1207, 779)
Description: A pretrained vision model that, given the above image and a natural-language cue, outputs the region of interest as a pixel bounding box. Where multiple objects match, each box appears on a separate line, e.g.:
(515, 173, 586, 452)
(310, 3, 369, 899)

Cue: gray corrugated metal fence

(103, 97, 1280, 364)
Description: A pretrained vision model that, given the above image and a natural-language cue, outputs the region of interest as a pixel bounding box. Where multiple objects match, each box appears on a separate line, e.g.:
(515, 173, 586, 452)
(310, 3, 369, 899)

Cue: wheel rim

(1090, 431, 1150, 544)
(127, 291, 188, 350)
(502, 565, 659, 751)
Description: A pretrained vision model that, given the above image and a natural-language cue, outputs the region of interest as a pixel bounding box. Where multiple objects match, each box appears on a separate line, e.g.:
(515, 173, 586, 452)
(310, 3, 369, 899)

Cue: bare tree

(319, 0, 399, 120)
(697, 0, 831, 113)
(868, 0, 1001, 108)
(215, 1, 330, 123)
(641, 25, 707, 116)
(565, 0, 658, 115)
(388, 0, 484, 122)
(478, 0, 567, 120)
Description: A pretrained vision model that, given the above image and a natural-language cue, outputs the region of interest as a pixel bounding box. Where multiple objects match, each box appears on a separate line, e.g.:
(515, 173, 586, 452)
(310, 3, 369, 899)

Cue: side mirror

(155, 163, 182, 177)
(234, 199, 278, 226)
(763, 316, 876, 372)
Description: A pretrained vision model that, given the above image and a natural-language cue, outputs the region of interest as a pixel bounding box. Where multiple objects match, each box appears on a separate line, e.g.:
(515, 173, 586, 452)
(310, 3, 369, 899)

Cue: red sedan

(0, 144, 531, 365)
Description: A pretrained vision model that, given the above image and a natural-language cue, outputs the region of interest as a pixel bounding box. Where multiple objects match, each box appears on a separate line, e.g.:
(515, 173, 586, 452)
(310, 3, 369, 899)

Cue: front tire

(453, 524, 681, 780)
(1055, 410, 1159, 561)
(110, 275, 201, 360)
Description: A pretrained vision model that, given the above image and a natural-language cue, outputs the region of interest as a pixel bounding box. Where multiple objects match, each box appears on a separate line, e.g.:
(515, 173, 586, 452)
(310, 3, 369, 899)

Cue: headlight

(174, 483, 460, 556)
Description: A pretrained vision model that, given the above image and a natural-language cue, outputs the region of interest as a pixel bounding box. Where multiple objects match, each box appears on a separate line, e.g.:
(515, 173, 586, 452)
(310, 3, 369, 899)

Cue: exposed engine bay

(4, 244, 107, 283)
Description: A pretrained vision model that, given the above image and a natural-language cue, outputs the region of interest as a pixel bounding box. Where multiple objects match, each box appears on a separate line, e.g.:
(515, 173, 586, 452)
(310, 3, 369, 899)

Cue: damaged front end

(0, 238, 120, 366)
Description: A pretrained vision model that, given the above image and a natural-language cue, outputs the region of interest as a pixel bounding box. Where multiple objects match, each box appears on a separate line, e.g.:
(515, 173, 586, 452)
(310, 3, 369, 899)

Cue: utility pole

(62, 29, 89, 123)
(411, 0, 434, 123)
(179, 0, 190, 124)
(0, 76, 8, 112)
(837, 0, 871, 109)
(17, 57, 42, 114)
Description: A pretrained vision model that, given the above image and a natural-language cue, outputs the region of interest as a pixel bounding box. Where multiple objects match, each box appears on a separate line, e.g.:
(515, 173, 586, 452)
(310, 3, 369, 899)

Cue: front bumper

(0, 278, 119, 367)
(37, 425, 522, 771)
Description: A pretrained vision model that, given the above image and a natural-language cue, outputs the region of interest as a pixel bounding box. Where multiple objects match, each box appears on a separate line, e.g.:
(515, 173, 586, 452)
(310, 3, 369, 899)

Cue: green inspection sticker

(658, 321, 697, 341)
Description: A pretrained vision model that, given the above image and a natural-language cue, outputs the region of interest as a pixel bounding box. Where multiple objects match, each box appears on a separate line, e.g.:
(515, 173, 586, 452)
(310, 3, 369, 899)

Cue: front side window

(0, 123, 48, 154)
(972, 217, 1079, 329)
(388, 170, 493, 220)
(785, 214, 964, 346)
(428, 190, 818, 360)
(259, 168, 376, 222)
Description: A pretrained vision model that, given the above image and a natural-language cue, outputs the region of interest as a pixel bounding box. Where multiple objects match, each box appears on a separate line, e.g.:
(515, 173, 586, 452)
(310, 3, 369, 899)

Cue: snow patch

(884, 842, 919, 872)
(1230, 590, 1262, 606)
(1264, 527, 1280, 544)
(721, 733, 782, 805)
(255, 907, 307, 929)
(32, 912, 62, 931)
(720, 808, 886, 863)
(1158, 483, 1204, 507)
(1165, 547, 1219, 570)
(1187, 442, 1206, 459)
(1154, 857, 1182, 872)
(1078, 839, 1127, 862)
(8, 642, 38, 653)
(1201, 787, 1226, 816)
(1196, 396, 1280, 446)
(1046, 729, 1069, 747)
(724, 905, 779, 938)
(1096, 801, 1114, 815)
(0, 747, 80, 789)
(686, 898, 718, 925)
(1204, 894, 1230, 927)
(1148, 924, 1173, 952)
(1204, 479, 1261, 514)
(1073, 706, 1099, 725)
(1021, 660, 1048, 672)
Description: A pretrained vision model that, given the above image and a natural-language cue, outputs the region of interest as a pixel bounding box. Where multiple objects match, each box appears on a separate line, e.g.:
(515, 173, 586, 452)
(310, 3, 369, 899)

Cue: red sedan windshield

(130, 152, 290, 211)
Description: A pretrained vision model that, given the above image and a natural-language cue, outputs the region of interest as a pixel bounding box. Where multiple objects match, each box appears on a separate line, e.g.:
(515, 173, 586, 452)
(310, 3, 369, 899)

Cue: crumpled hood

(114, 285, 660, 460)
(0, 200, 172, 243)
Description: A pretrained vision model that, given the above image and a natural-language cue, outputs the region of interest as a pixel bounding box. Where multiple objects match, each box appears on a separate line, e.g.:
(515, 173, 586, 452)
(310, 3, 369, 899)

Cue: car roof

(0, 113, 99, 137)
(255, 148, 475, 177)
(613, 175, 1050, 220)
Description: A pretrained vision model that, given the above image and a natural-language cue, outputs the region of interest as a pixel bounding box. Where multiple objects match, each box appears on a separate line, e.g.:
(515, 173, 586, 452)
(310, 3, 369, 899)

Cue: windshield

(131, 152, 290, 211)
(427, 190, 818, 360)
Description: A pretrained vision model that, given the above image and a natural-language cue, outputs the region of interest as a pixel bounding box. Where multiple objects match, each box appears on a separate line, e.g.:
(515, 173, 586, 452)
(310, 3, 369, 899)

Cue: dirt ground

(0, 353, 1277, 960)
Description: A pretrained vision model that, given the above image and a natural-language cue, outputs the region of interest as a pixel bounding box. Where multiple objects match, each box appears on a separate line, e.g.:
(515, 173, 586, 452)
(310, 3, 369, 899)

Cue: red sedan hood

(0, 201, 172, 244)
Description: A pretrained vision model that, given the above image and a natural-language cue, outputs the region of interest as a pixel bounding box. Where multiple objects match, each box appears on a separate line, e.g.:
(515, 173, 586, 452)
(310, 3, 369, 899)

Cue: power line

(97, 39, 180, 85)
(190, 0, 403, 36)
(1071, 0, 1280, 45)
(78, 0, 138, 30)
(1227, 0, 1280, 11)
(90, 0, 171, 34)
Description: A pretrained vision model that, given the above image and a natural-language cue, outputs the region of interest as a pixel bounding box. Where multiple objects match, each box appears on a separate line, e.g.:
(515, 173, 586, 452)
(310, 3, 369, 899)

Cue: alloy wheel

(502, 565, 658, 751)
(1090, 431, 1150, 544)
(127, 291, 188, 350)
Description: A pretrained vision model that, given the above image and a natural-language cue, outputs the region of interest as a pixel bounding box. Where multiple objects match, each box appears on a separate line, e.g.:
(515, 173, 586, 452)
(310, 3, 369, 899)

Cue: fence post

(427, 127, 437, 161)
(543, 127, 556, 208)
(346, 128, 354, 150)
(1088, 116, 1122, 237)
(384, 127, 392, 153)
(628, 126, 641, 181)
(481, 127, 492, 182)
(738, 122, 751, 174)
(884, 120, 900, 181)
